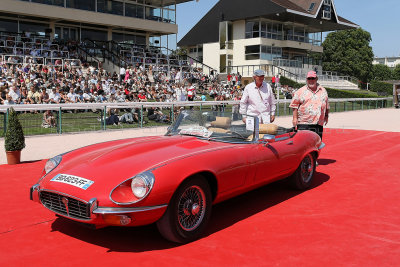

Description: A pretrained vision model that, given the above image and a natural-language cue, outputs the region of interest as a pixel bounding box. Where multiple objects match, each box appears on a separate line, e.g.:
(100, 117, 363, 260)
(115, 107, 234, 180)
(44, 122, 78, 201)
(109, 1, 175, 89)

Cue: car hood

(40, 135, 234, 197)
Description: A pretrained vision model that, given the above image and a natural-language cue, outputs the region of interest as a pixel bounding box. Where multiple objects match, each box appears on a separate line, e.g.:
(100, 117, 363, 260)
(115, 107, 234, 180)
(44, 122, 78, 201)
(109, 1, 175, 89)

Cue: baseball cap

(253, 69, 265, 76)
(306, 71, 317, 78)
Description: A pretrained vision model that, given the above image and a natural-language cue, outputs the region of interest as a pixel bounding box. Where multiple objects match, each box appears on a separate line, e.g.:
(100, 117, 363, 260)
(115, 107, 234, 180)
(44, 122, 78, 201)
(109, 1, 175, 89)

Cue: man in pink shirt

(289, 71, 329, 139)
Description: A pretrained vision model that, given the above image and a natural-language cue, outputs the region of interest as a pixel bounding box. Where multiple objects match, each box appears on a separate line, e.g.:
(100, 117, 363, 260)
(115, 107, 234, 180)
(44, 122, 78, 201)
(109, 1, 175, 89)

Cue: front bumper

(30, 185, 167, 227)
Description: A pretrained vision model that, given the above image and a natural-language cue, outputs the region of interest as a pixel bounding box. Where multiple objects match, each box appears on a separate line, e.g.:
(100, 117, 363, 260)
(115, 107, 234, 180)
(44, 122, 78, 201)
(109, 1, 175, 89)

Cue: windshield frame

(166, 110, 261, 144)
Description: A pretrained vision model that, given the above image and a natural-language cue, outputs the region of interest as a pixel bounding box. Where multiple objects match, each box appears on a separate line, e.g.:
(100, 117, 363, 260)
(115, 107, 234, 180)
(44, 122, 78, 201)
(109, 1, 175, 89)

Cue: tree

(371, 64, 393, 81)
(322, 28, 373, 87)
(393, 64, 400, 80)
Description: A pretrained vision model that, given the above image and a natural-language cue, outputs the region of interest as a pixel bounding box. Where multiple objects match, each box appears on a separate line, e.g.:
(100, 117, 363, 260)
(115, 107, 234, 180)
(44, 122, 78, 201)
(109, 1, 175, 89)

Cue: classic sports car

(30, 110, 324, 243)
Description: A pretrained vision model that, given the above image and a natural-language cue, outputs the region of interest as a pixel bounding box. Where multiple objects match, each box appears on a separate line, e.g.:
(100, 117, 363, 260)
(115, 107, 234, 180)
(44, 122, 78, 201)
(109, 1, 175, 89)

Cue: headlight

(110, 171, 155, 205)
(43, 155, 62, 175)
(131, 172, 154, 199)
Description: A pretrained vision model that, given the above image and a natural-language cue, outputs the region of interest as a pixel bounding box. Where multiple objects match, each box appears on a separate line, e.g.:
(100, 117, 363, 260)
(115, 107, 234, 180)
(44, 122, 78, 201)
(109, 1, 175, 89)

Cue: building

(373, 57, 400, 69)
(178, 0, 358, 78)
(0, 0, 194, 48)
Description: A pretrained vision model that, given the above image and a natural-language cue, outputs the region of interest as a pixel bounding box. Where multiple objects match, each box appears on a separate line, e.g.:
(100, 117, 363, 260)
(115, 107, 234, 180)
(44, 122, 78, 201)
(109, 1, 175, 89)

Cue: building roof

(178, 0, 359, 47)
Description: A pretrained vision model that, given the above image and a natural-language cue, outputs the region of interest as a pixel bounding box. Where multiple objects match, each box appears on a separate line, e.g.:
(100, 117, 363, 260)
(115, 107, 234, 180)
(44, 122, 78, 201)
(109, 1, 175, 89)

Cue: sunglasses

(307, 77, 317, 80)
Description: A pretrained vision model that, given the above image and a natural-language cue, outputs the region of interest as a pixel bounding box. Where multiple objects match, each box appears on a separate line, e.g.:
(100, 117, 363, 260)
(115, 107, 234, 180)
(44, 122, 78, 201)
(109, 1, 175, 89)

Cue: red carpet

(0, 129, 399, 266)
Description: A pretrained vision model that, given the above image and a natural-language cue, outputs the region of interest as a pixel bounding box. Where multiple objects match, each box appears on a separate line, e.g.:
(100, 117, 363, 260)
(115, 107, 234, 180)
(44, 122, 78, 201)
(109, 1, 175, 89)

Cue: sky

(176, 0, 400, 58)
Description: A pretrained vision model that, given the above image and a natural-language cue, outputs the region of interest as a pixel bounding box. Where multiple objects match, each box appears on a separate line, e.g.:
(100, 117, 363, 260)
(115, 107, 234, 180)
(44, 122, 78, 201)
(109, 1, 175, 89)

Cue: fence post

(103, 106, 107, 130)
(172, 104, 175, 123)
(276, 100, 279, 116)
(352, 101, 354, 111)
(375, 100, 378, 109)
(361, 100, 363, 110)
(140, 105, 143, 128)
(334, 102, 337, 112)
(4, 108, 9, 134)
(200, 103, 202, 112)
(58, 107, 62, 134)
(344, 101, 346, 112)
(284, 100, 287, 115)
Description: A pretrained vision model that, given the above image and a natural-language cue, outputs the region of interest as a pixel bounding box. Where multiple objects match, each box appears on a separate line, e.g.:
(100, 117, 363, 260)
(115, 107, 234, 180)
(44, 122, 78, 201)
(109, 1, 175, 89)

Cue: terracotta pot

(6, 150, 21, 165)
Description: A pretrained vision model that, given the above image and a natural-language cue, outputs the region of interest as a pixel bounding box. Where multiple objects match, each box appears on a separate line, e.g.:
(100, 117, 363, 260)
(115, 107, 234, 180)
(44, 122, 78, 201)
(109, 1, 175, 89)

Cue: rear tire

(156, 175, 212, 243)
(290, 153, 316, 190)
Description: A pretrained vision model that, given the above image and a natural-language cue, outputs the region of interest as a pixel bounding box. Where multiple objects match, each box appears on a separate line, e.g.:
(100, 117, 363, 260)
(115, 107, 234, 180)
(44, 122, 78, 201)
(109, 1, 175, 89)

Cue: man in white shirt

(49, 87, 61, 104)
(239, 69, 276, 124)
(119, 66, 126, 82)
(67, 88, 77, 103)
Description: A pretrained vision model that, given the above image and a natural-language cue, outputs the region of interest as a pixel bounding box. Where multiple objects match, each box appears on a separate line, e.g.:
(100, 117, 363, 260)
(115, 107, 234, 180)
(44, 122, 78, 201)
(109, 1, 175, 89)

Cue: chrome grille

(40, 191, 90, 220)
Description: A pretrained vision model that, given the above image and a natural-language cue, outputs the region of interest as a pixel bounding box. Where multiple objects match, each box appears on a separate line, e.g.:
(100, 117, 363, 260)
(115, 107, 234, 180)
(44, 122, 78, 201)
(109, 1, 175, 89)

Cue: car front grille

(40, 191, 91, 220)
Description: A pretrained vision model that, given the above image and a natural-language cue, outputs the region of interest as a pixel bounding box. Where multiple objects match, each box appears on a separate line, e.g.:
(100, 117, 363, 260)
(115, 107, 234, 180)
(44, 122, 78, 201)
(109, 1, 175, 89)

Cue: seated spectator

(42, 110, 56, 128)
(147, 107, 170, 123)
(40, 87, 50, 104)
(3, 94, 15, 105)
(66, 88, 77, 103)
(27, 85, 41, 104)
(119, 111, 135, 124)
(49, 87, 61, 104)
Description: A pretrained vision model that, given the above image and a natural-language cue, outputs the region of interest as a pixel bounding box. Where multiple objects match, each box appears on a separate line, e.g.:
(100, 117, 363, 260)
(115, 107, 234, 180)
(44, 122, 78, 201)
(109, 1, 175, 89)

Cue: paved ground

(0, 108, 399, 165)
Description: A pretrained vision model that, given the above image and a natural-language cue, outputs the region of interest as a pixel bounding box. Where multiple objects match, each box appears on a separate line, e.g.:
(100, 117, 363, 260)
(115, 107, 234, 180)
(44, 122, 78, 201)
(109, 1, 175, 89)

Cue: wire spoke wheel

(300, 154, 314, 184)
(178, 185, 206, 231)
(290, 153, 316, 190)
(157, 176, 212, 243)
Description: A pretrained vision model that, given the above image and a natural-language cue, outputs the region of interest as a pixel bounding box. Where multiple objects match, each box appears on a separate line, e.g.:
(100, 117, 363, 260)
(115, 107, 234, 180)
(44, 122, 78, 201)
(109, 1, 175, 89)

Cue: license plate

(51, 174, 94, 190)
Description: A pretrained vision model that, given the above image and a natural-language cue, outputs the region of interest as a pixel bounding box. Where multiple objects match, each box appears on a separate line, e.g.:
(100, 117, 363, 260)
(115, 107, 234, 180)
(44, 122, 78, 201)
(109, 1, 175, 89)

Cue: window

(308, 3, 315, 11)
(245, 45, 260, 60)
(31, 0, 64, 7)
(97, 0, 123, 16)
(66, 0, 96, 11)
(323, 0, 331, 5)
(322, 5, 331, 19)
(246, 20, 283, 40)
(245, 45, 282, 61)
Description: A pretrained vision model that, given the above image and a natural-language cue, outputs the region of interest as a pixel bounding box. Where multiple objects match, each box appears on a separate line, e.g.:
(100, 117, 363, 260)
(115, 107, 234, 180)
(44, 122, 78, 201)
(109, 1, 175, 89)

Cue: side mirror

(263, 134, 276, 142)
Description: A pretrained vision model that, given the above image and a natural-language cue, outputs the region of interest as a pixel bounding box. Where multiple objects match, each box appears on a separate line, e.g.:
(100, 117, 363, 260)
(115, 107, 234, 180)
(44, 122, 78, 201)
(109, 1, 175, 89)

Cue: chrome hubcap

(178, 185, 206, 231)
(301, 154, 314, 183)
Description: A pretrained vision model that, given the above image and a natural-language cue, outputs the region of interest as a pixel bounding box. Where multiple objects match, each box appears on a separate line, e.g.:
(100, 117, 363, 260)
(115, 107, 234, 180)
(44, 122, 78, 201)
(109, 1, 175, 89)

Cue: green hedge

(325, 88, 380, 98)
(369, 80, 393, 96)
(279, 76, 304, 88)
(280, 76, 382, 98)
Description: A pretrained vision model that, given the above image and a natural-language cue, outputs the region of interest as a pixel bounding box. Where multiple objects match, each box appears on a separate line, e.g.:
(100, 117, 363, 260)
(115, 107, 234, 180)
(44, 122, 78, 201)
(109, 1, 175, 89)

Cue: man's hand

(292, 118, 298, 129)
(270, 115, 275, 123)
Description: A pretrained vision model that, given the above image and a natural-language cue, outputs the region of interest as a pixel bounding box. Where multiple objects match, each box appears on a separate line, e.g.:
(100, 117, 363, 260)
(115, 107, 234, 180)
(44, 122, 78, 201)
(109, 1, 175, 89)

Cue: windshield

(167, 110, 257, 143)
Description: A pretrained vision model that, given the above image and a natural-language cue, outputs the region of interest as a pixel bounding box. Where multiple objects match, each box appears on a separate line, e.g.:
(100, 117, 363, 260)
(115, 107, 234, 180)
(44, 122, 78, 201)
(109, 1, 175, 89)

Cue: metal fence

(0, 97, 393, 137)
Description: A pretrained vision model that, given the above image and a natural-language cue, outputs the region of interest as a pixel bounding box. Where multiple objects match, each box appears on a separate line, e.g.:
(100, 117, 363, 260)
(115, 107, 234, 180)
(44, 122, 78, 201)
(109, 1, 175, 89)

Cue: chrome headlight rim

(39, 155, 63, 181)
(110, 171, 155, 205)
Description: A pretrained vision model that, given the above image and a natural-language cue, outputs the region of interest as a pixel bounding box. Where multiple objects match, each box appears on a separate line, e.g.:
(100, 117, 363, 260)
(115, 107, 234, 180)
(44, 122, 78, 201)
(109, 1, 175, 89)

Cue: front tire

(290, 153, 316, 190)
(156, 175, 212, 243)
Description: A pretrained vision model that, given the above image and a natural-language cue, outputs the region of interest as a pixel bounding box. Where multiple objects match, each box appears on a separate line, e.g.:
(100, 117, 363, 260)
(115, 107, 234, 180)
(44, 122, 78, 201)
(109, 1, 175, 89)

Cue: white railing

(0, 98, 392, 113)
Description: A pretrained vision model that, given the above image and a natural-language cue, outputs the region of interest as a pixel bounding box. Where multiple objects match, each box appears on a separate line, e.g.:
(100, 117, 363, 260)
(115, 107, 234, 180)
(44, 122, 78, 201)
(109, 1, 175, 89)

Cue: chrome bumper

(318, 142, 325, 150)
(93, 205, 167, 214)
(30, 185, 167, 224)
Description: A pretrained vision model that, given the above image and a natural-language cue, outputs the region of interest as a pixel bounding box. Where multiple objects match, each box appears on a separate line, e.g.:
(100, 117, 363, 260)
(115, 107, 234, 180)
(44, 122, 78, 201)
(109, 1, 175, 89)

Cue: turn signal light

(102, 215, 132, 226)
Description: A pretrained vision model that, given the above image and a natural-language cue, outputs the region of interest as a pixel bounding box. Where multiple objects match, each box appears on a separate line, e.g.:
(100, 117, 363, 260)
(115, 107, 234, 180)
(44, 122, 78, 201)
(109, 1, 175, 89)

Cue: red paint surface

(0, 129, 399, 266)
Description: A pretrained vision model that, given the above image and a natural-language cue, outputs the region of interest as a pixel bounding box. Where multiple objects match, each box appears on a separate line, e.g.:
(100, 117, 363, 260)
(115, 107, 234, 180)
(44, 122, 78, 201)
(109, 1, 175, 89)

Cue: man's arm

(239, 86, 249, 116)
(268, 84, 276, 122)
(292, 108, 298, 128)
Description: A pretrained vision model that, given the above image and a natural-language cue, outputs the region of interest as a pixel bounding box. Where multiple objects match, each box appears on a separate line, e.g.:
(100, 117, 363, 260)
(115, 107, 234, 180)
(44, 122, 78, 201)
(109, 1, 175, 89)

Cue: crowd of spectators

(0, 57, 248, 108)
(0, 32, 252, 122)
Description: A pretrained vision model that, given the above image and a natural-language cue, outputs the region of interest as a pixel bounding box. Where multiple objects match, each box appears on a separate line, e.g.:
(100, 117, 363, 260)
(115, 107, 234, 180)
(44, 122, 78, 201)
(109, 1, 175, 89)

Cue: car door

(251, 135, 299, 183)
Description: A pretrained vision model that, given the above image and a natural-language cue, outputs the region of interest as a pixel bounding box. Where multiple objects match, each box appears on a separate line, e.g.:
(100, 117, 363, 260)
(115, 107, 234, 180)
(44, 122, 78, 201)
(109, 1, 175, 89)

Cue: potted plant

(4, 107, 25, 164)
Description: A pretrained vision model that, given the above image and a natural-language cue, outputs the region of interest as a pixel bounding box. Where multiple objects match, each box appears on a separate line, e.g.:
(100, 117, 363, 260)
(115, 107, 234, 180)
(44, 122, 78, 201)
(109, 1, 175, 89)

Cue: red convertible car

(31, 110, 324, 243)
